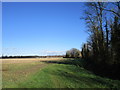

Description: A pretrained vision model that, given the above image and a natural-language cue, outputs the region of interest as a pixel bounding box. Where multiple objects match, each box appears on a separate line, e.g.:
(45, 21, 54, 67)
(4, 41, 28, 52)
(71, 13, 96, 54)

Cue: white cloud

(2, 48, 66, 56)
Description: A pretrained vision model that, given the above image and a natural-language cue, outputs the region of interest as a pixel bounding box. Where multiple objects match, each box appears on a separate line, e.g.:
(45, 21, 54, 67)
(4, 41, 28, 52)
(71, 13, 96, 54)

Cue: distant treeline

(1, 55, 65, 58)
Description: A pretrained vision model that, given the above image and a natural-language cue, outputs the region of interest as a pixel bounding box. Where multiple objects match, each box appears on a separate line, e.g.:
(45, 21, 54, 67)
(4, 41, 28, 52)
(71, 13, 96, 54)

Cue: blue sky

(2, 2, 88, 56)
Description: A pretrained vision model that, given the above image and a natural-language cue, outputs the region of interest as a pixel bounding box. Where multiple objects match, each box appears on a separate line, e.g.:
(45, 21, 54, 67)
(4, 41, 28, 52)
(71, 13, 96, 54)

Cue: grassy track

(2, 58, 120, 88)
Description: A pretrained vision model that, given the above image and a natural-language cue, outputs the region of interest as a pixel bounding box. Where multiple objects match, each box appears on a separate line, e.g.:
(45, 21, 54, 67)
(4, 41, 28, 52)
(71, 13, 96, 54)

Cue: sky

(2, 2, 88, 56)
(0, 2, 2, 56)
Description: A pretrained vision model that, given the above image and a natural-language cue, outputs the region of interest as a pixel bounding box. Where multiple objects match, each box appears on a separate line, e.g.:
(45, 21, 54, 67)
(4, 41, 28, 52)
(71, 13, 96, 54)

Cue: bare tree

(66, 48, 81, 58)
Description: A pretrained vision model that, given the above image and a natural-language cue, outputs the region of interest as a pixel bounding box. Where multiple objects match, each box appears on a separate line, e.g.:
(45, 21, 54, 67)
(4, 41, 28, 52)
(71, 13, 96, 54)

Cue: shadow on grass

(56, 70, 114, 87)
(42, 58, 120, 80)
(48, 65, 118, 88)
(41, 58, 120, 87)
(41, 58, 84, 67)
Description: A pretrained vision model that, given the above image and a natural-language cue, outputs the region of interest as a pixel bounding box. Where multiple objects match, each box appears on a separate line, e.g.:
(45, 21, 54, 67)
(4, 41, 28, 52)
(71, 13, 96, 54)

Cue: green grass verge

(18, 64, 120, 88)
(2, 59, 120, 88)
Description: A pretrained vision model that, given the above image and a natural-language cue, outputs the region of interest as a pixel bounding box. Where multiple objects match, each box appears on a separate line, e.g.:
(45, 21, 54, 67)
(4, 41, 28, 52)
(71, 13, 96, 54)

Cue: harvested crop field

(2, 58, 67, 88)
(2, 58, 65, 63)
